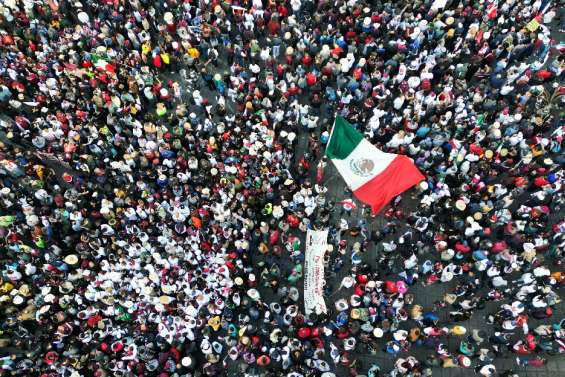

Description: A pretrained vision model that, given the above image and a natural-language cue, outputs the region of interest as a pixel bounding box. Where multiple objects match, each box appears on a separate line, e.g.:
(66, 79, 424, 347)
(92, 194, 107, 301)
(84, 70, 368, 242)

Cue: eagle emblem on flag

(349, 158, 375, 177)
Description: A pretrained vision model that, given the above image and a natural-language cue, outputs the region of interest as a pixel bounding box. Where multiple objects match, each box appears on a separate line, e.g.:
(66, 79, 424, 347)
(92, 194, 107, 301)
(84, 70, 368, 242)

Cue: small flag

(526, 19, 540, 32)
(94, 59, 116, 74)
(338, 199, 357, 211)
(326, 116, 425, 214)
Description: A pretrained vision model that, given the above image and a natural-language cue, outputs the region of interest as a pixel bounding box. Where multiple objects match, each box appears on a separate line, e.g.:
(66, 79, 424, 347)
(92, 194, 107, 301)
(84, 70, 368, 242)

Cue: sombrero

(64, 254, 79, 265)
(350, 308, 361, 319)
(335, 299, 349, 312)
(373, 328, 384, 338)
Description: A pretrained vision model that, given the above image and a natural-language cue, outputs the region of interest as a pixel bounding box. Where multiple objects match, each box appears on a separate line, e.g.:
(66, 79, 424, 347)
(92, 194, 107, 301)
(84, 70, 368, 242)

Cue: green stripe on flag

(325, 116, 363, 159)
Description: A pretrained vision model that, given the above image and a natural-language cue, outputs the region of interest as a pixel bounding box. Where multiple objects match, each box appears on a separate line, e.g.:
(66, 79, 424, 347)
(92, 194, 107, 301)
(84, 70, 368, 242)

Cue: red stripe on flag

(353, 155, 424, 214)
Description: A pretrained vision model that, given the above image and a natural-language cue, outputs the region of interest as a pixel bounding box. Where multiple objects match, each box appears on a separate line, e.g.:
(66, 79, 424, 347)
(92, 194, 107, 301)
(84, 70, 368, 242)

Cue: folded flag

(326, 116, 425, 214)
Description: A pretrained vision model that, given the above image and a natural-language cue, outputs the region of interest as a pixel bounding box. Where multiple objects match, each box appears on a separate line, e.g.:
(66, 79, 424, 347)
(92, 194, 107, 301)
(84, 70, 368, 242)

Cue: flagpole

(326, 116, 338, 152)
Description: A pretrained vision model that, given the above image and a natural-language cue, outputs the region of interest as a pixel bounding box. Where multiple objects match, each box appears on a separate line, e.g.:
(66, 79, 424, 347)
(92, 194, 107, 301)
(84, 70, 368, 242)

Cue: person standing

(316, 156, 327, 185)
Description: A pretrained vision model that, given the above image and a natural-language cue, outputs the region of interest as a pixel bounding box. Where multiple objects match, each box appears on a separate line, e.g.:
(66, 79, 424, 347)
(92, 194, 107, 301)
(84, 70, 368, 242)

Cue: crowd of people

(0, 0, 564, 376)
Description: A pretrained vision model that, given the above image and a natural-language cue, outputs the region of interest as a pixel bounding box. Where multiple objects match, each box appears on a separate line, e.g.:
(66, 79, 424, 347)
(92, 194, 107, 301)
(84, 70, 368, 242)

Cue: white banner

(430, 0, 448, 11)
(304, 229, 328, 316)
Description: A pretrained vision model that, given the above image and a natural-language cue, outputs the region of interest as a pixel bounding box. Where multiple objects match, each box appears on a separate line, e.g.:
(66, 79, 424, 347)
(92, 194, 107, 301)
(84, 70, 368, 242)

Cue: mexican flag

(325, 116, 424, 214)
(91, 54, 116, 74)
(94, 59, 116, 74)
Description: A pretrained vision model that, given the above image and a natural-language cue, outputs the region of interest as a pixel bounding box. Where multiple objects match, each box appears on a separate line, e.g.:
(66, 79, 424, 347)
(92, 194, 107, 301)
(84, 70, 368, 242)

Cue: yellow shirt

(451, 326, 467, 336)
(142, 42, 151, 56)
(188, 48, 200, 59)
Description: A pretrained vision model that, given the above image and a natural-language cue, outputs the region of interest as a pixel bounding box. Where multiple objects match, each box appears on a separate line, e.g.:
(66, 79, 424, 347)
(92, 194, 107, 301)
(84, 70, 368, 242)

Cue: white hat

(181, 356, 193, 367)
(441, 270, 454, 282)
(64, 254, 79, 265)
(350, 295, 362, 307)
(164, 12, 174, 24)
(373, 328, 384, 338)
(393, 330, 408, 341)
(340, 276, 354, 289)
(286, 305, 299, 317)
(543, 158, 553, 166)
(26, 214, 39, 227)
(78, 11, 89, 23)
(289, 287, 300, 302)
(335, 299, 349, 312)
(155, 303, 165, 312)
(441, 249, 455, 261)
(39, 305, 50, 315)
(247, 289, 261, 301)
(344, 337, 356, 350)
(408, 76, 421, 88)
(46, 78, 57, 88)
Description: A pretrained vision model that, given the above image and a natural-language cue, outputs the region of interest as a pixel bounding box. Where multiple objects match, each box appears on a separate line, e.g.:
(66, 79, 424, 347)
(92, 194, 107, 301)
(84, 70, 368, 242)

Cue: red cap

(310, 327, 320, 338)
(257, 355, 271, 366)
(354, 284, 365, 296)
(297, 327, 311, 339)
(356, 274, 368, 283)
(44, 351, 58, 365)
(111, 342, 124, 353)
